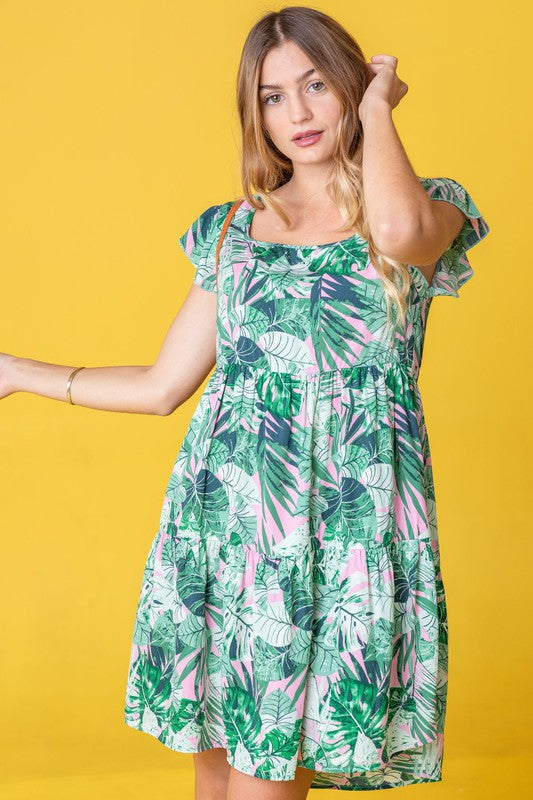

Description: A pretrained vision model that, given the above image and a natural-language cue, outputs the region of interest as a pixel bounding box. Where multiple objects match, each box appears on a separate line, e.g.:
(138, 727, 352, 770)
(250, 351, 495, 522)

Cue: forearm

(10, 356, 166, 415)
(359, 98, 433, 239)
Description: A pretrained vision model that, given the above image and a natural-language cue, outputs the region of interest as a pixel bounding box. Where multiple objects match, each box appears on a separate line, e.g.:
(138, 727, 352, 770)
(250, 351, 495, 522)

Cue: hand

(359, 54, 408, 115)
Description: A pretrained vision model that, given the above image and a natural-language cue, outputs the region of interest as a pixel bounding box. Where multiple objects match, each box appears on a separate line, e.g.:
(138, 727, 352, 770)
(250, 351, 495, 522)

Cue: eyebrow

(259, 67, 317, 91)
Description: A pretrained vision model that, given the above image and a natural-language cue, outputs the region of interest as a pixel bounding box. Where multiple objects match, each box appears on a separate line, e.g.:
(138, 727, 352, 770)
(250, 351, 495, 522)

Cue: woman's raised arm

(0, 283, 217, 416)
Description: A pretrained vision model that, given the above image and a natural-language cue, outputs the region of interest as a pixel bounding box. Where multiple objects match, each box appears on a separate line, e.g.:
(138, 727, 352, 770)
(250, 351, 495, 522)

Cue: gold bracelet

(66, 366, 85, 405)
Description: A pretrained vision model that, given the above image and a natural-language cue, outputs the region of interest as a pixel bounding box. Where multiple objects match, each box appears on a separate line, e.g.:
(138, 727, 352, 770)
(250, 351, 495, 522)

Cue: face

(259, 40, 343, 165)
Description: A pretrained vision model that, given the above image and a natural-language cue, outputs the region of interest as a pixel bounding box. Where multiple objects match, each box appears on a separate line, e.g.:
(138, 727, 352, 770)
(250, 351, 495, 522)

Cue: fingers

(370, 54, 398, 66)
(369, 55, 398, 73)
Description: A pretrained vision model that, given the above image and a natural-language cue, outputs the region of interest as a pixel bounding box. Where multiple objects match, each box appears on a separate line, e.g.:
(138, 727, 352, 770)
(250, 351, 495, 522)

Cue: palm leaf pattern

(124, 177, 489, 789)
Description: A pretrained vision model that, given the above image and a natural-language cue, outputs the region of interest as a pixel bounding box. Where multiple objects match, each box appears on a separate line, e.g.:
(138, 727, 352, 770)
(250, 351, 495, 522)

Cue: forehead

(259, 41, 316, 88)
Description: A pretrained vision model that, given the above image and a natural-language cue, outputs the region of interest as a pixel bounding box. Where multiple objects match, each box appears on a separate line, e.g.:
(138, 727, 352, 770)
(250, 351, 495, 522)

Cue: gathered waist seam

(213, 360, 419, 385)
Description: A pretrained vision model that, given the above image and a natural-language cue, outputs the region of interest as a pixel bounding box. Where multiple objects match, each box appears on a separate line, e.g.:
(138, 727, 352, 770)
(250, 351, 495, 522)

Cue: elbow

(373, 215, 439, 265)
(157, 388, 187, 416)
(152, 386, 175, 416)
(145, 369, 180, 415)
(372, 223, 422, 258)
(157, 396, 178, 416)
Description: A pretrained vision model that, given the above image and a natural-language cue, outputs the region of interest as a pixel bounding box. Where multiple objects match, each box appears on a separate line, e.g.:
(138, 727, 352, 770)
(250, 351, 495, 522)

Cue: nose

(289, 95, 312, 124)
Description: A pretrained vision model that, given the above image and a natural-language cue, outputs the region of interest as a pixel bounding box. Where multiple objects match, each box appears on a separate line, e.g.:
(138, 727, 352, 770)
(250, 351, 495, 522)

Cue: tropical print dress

(124, 176, 490, 790)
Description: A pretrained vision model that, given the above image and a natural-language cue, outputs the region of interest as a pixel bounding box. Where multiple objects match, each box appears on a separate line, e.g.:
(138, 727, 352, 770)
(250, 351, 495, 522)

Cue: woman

(1, 6, 490, 799)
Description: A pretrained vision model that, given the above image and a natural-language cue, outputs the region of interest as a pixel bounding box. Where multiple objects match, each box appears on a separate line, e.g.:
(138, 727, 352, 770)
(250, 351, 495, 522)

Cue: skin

(0, 37, 468, 800)
(252, 40, 464, 274)
(254, 39, 352, 242)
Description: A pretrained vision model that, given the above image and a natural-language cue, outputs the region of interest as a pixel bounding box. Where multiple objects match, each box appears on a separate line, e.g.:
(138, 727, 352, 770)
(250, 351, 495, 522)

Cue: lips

(292, 129, 323, 140)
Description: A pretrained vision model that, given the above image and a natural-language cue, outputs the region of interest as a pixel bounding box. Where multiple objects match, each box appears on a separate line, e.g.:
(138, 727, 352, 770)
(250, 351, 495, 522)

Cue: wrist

(10, 355, 29, 394)
(2, 353, 23, 394)
(359, 98, 392, 126)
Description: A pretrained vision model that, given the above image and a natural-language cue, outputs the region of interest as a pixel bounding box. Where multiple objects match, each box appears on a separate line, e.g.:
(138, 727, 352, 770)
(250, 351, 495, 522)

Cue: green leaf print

(125, 178, 488, 788)
(323, 677, 389, 756)
(126, 659, 172, 722)
(223, 686, 263, 753)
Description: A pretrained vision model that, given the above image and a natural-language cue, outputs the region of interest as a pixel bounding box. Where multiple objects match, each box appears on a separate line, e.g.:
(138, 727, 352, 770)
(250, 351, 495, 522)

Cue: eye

(262, 80, 327, 105)
(263, 93, 282, 105)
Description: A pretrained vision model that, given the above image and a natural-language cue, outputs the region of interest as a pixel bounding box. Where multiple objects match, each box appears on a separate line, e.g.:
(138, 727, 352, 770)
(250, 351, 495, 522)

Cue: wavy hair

(236, 5, 413, 328)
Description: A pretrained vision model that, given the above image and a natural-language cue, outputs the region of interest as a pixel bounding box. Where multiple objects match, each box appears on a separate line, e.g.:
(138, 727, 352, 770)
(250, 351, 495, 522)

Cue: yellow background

(1, 1, 529, 798)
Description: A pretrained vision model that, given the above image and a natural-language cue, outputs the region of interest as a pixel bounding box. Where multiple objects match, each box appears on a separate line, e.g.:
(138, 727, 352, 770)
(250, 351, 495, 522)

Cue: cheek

(262, 109, 286, 138)
(321, 94, 344, 123)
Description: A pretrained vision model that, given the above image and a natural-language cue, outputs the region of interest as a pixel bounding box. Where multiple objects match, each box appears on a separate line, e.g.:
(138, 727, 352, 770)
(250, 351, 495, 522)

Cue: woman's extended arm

(1, 283, 218, 415)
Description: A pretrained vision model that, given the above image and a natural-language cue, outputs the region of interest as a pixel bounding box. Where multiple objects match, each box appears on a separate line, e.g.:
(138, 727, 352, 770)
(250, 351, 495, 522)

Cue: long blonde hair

(236, 5, 412, 328)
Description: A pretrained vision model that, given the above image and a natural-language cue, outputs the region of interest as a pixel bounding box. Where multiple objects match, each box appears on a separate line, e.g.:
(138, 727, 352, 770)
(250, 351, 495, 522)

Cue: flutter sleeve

(177, 202, 231, 293)
(416, 176, 490, 298)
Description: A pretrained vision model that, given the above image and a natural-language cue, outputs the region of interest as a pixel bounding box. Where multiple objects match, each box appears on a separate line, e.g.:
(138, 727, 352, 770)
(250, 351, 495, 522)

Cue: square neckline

(244, 194, 366, 250)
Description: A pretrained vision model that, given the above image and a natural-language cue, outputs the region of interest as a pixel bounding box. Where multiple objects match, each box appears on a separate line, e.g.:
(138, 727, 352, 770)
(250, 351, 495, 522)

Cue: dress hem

(124, 717, 443, 791)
